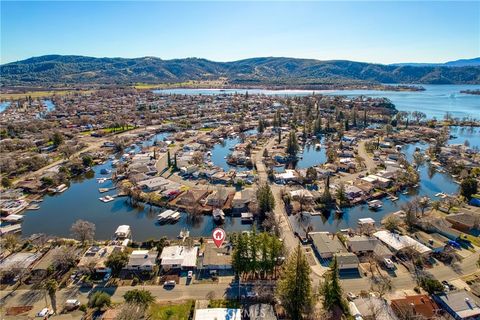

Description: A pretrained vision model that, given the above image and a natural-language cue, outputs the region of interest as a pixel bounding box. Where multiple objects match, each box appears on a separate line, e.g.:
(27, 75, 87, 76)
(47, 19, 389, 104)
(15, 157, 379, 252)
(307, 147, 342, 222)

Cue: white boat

(49, 184, 68, 193)
(212, 208, 225, 223)
(315, 143, 321, 150)
(368, 200, 383, 210)
(97, 178, 107, 184)
(99, 195, 115, 203)
(114, 225, 131, 240)
(178, 228, 190, 239)
(169, 211, 181, 222)
(157, 209, 180, 223)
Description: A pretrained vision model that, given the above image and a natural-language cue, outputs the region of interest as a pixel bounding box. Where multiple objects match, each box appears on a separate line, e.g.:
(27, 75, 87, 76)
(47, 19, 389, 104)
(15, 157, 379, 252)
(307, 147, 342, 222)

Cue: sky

(1, 1, 479, 64)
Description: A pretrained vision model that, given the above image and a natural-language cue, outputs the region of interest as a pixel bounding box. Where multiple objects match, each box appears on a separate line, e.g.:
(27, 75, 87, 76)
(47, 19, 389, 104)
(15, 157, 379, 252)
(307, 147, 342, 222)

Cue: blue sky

(1, 1, 479, 64)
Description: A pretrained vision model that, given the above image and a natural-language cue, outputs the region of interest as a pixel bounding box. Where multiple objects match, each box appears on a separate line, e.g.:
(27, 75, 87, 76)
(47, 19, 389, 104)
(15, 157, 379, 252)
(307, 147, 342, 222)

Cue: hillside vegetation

(1, 55, 480, 86)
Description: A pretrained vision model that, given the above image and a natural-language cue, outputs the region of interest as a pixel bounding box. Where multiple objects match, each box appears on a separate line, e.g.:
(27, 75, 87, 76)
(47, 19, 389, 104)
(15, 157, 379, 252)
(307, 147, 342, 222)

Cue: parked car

(37, 308, 54, 317)
(64, 299, 80, 311)
(164, 280, 176, 288)
(347, 292, 357, 301)
(384, 258, 395, 269)
(187, 271, 193, 279)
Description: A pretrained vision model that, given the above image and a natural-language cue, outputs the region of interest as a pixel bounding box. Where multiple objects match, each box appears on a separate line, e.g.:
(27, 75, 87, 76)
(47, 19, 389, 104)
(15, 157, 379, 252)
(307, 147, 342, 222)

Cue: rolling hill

(1, 55, 480, 86)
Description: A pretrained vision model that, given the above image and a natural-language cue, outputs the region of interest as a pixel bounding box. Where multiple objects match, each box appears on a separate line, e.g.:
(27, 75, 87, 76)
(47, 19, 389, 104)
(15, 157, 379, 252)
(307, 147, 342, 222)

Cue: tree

(256, 184, 275, 218)
(286, 130, 299, 158)
(305, 167, 317, 182)
(116, 303, 147, 320)
(105, 251, 129, 276)
(1, 176, 12, 188)
(82, 155, 93, 168)
(52, 247, 78, 271)
(320, 256, 348, 314)
(3, 233, 19, 252)
(276, 245, 313, 320)
(52, 131, 64, 146)
(45, 279, 58, 314)
(88, 291, 111, 310)
(123, 289, 155, 308)
(70, 219, 95, 245)
(335, 182, 348, 207)
(460, 177, 478, 200)
(167, 150, 171, 167)
(383, 215, 400, 232)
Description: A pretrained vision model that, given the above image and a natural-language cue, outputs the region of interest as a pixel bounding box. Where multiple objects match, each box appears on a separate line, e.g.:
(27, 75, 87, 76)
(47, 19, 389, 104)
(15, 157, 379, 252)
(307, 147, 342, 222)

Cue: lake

(21, 134, 252, 241)
(154, 84, 480, 119)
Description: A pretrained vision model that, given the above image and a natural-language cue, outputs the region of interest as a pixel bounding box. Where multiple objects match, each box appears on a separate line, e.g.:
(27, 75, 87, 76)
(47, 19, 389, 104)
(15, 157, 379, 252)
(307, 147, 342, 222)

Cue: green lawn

(148, 301, 194, 320)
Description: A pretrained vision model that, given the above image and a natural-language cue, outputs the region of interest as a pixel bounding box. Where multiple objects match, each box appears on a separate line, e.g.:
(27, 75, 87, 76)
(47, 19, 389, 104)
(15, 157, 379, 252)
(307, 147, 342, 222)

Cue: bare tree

(115, 303, 147, 320)
(70, 220, 95, 245)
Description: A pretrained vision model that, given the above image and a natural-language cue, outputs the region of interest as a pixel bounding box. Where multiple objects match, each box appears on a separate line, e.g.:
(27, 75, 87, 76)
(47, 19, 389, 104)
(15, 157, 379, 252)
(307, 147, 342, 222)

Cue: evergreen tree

(320, 256, 349, 314)
(278, 130, 282, 144)
(286, 130, 299, 158)
(258, 119, 265, 133)
(352, 108, 357, 127)
(167, 150, 171, 167)
(276, 245, 313, 320)
(344, 118, 349, 131)
(363, 109, 368, 128)
(257, 184, 275, 217)
(173, 153, 177, 169)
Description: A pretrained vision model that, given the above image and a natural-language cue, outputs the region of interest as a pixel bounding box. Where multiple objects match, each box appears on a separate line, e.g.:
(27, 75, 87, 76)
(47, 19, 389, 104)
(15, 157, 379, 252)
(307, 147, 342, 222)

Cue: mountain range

(1, 55, 480, 86)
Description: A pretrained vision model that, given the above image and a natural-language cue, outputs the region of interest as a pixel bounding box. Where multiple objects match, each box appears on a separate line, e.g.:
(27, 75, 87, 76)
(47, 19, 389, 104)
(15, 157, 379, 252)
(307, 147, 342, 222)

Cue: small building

(77, 245, 123, 274)
(201, 241, 232, 271)
(350, 297, 398, 320)
(446, 212, 480, 235)
(334, 252, 360, 271)
(373, 230, 432, 256)
(346, 235, 381, 255)
(0, 252, 42, 272)
(232, 189, 256, 210)
(433, 290, 480, 320)
(125, 250, 158, 272)
(309, 232, 347, 259)
(390, 294, 439, 320)
(160, 245, 198, 270)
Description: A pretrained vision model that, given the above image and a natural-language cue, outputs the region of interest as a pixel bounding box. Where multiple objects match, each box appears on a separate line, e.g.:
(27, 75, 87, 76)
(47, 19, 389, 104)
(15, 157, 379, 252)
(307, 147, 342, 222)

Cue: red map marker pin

(212, 228, 226, 248)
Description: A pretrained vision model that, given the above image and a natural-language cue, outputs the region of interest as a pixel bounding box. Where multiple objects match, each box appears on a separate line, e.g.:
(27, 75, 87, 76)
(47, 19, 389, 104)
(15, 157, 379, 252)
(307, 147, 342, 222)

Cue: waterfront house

(232, 189, 256, 210)
(445, 212, 480, 235)
(124, 250, 158, 272)
(77, 245, 123, 274)
(390, 294, 439, 320)
(139, 177, 170, 192)
(373, 230, 432, 256)
(433, 290, 480, 320)
(160, 245, 198, 270)
(205, 189, 229, 207)
(201, 241, 232, 272)
(346, 235, 381, 256)
(413, 231, 448, 253)
(309, 232, 347, 259)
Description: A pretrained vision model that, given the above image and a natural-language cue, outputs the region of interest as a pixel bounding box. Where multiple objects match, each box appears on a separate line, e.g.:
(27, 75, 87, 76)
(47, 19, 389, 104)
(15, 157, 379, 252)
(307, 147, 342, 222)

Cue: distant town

(1, 86, 480, 320)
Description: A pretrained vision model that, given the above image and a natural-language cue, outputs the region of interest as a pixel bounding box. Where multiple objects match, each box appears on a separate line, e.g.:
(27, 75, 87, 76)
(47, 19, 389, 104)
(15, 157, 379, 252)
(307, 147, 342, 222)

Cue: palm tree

(45, 279, 58, 314)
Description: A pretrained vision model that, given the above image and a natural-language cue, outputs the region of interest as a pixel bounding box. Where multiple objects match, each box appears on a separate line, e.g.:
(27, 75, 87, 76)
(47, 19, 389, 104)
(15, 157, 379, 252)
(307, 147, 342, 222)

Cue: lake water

(154, 84, 480, 119)
(289, 133, 472, 234)
(0, 102, 11, 113)
(21, 134, 251, 241)
(20, 87, 480, 240)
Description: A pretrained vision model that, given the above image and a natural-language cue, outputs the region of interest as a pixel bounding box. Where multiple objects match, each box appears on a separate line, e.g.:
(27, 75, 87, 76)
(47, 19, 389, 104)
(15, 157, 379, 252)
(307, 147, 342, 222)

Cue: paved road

(253, 137, 299, 254)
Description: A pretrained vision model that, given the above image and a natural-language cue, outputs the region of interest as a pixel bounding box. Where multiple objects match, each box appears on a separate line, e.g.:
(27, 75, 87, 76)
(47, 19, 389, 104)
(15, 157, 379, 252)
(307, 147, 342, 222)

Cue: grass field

(148, 300, 194, 320)
(0, 90, 94, 100)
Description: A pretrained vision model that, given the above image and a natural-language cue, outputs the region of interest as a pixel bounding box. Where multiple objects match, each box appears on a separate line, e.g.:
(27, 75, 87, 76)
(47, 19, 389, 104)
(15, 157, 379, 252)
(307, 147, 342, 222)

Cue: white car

(37, 308, 54, 317)
(346, 292, 357, 301)
(164, 280, 176, 287)
(384, 258, 395, 269)
(187, 271, 193, 279)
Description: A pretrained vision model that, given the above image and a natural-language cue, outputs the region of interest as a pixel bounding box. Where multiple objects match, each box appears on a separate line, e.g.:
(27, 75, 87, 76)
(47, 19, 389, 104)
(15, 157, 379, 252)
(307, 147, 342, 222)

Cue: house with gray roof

(309, 232, 347, 259)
